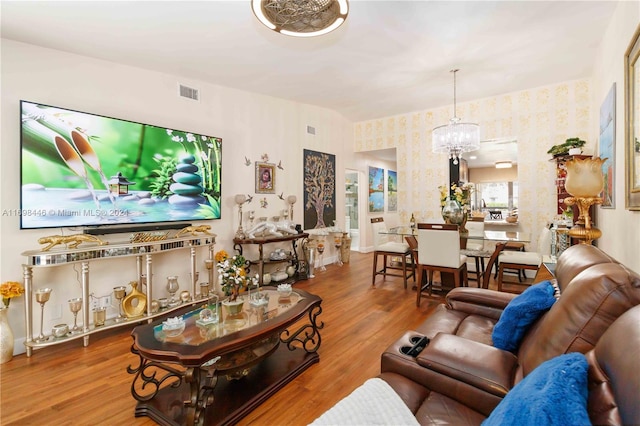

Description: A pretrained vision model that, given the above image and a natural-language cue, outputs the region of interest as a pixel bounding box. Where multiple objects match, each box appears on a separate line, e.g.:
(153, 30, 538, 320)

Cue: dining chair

(416, 223, 468, 307)
(370, 217, 415, 288)
(461, 218, 491, 283)
(497, 225, 552, 293)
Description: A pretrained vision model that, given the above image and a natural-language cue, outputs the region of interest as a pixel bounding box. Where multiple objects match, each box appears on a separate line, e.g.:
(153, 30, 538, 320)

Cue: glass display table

(128, 287, 323, 426)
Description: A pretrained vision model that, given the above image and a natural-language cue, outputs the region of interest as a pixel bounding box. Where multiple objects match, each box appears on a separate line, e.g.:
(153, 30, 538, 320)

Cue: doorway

(345, 170, 360, 250)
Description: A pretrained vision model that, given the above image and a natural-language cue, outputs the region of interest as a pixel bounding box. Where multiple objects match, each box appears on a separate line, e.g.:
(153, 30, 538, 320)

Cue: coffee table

(128, 287, 323, 426)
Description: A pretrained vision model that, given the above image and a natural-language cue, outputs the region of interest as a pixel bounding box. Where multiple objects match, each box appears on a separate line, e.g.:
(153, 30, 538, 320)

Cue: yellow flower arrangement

(439, 183, 474, 209)
(0, 281, 25, 308)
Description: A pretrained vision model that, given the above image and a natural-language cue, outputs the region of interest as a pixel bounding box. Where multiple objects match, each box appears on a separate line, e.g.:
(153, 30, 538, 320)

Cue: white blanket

(309, 378, 420, 426)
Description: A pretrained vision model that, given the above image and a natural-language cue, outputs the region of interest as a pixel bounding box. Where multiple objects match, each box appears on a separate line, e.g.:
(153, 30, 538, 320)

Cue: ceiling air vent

(178, 84, 199, 101)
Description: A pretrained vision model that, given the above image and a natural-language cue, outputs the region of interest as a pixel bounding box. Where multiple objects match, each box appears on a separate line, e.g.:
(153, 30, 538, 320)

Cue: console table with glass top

(128, 287, 323, 426)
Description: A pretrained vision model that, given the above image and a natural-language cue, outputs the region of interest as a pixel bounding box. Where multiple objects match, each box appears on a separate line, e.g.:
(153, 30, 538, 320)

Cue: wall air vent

(179, 84, 199, 101)
(307, 125, 316, 135)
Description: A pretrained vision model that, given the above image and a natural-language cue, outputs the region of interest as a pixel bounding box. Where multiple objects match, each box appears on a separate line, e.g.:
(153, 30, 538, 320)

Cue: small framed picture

(255, 162, 276, 194)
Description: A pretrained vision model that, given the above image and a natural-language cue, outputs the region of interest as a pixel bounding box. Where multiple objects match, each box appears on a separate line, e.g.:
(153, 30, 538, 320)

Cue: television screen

(20, 100, 222, 230)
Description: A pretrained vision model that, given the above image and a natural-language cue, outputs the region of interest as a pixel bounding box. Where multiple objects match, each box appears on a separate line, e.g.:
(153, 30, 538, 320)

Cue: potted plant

(547, 137, 587, 157)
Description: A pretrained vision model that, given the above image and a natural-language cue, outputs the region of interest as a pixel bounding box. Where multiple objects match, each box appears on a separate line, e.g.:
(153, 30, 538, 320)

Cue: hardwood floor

(1, 252, 454, 426)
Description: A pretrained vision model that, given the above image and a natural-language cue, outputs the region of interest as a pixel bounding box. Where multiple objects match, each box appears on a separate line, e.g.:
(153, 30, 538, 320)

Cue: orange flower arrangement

(0, 281, 25, 308)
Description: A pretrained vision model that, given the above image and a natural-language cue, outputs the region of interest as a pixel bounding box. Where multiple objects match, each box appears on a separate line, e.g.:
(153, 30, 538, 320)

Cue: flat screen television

(20, 100, 222, 230)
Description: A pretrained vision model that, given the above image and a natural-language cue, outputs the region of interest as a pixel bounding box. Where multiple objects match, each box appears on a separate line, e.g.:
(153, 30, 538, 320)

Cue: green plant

(547, 137, 587, 156)
(149, 156, 177, 199)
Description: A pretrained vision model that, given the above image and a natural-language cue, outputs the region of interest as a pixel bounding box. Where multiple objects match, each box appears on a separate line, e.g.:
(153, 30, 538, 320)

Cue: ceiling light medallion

(252, 0, 349, 37)
(432, 69, 480, 165)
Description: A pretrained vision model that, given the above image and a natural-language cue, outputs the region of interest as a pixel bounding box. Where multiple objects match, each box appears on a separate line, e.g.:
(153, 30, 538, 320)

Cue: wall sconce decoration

(287, 195, 297, 221)
(564, 157, 607, 244)
(234, 194, 248, 239)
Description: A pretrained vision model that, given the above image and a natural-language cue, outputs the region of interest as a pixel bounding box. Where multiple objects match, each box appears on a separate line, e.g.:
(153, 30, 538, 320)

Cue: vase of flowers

(439, 183, 474, 232)
(0, 281, 25, 364)
(215, 249, 260, 326)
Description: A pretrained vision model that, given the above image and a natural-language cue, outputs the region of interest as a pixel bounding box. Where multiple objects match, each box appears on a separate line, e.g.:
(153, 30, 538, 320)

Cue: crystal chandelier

(432, 69, 480, 165)
(251, 0, 349, 37)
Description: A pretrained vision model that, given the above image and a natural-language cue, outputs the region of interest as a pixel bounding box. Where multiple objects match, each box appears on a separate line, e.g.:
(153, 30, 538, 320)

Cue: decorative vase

(222, 299, 247, 331)
(0, 308, 14, 364)
(459, 212, 468, 234)
(441, 199, 463, 225)
(122, 281, 147, 318)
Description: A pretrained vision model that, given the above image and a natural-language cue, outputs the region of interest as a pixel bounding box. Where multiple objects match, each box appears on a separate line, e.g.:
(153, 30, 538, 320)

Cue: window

(476, 181, 518, 212)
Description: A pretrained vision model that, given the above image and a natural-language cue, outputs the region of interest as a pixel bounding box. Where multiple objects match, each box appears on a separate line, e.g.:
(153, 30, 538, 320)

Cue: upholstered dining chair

(461, 218, 491, 283)
(370, 217, 415, 289)
(416, 223, 468, 307)
(497, 225, 552, 293)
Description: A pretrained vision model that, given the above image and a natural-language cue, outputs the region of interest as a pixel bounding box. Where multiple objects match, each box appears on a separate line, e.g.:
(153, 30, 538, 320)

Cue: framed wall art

(255, 162, 276, 194)
(624, 24, 640, 210)
(387, 170, 398, 212)
(303, 149, 336, 229)
(368, 166, 384, 213)
(599, 83, 616, 208)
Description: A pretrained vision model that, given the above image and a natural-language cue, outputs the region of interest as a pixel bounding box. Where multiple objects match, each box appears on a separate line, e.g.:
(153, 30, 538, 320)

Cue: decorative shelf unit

(22, 235, 215, 357)
(233, 233, 309, 285)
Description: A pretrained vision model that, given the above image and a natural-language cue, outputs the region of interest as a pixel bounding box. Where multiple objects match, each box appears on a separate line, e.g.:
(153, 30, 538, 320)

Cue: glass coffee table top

(153, 288, 303, 347)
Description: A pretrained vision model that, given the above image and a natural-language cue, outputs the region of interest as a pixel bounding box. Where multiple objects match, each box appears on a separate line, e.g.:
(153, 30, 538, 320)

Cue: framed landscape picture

(387, 170, 397, 212)
(368, 166, 384, 212)
(599, 83, 615, 208)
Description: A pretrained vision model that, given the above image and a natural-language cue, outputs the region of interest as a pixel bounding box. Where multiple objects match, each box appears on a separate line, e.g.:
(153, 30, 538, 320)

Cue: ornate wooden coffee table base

(134, 345, 318, 426)
(129, 288, 323, 426)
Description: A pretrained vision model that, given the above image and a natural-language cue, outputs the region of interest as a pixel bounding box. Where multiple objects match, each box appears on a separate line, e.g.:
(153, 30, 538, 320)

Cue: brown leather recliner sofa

(378, 244, 640, 425)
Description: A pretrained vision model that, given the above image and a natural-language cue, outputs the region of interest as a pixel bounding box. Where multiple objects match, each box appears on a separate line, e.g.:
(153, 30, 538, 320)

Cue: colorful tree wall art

(303, 149, 336, 229)
(387, 170, 398, 212)
(368, 166, 384, 212)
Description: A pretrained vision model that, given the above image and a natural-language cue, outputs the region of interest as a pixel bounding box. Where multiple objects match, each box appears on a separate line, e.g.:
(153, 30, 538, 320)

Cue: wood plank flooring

(1, 252, 455, 426)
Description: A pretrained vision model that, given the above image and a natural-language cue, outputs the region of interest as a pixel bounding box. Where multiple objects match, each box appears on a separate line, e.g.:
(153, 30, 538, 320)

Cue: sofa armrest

(381, 332, 516, 416)
(445, 287, 516, 320)
(416, 333, 517, 397)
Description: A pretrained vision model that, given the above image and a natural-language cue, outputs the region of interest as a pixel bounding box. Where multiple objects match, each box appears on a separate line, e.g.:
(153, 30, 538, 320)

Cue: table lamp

(564, 157, 606, 244)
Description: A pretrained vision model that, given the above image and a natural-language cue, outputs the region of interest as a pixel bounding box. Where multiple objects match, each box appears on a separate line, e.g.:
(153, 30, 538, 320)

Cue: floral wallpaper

(354, 79, 593, 251)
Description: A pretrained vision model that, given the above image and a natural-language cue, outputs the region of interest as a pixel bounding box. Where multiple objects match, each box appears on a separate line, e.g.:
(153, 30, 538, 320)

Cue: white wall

(0, 39, 354, 353)
(591, 1, 640, 271)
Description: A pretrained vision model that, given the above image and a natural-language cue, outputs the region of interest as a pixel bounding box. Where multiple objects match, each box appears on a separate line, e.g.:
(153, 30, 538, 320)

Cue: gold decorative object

(130, 232, 169, 243)
(564, 157, 606, 245)
(174, 225, 213, 238)
(38, 234, 107, 251)
(113, 286, 127, 322)
(122, 281, 147, 318)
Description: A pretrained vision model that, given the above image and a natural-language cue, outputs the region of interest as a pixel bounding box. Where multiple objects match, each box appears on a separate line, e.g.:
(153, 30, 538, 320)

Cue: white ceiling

(1, 1, 617, 124)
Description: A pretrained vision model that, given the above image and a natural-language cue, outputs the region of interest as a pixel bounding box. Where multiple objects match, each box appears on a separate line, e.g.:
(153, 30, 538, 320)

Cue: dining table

(383, 226, 532, 290)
